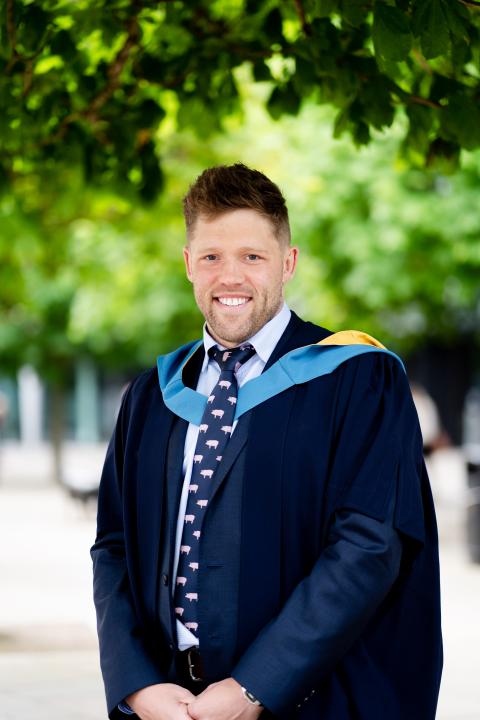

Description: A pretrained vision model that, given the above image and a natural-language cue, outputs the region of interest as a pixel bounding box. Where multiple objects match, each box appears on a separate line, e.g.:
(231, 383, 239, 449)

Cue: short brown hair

(183, 163, 291, 244)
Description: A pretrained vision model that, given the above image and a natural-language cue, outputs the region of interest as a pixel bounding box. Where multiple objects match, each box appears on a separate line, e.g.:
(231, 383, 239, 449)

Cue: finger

(184, 701, 199, 719)
(178, 704, 194, 718)
(177, 694, 197, 709)
(177, 688, 196, 701)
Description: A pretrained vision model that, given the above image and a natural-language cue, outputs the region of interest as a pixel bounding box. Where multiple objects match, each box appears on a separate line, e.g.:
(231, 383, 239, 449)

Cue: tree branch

(294, 0, 312, 36)
(6, 0, 16, 49)
(22, 59, 35, 96)
(85, 11, 141, 121)
(5, 0, 19, 71)
(408, 94, 442, 110)
(5, 2, 54, 82)
(412, 48, 433, 76)
(458, 0, 480, 9)
(388, 79, 443, 109)
(39, 7, 142, 146)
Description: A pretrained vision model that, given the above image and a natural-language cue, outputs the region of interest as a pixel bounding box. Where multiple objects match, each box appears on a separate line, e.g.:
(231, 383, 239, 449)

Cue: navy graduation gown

(231, 330, 442, 719)
(91, 312, 442, 719)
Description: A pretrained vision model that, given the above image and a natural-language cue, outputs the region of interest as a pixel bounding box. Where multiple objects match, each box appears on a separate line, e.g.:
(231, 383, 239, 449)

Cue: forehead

(190, 208, 276, 245)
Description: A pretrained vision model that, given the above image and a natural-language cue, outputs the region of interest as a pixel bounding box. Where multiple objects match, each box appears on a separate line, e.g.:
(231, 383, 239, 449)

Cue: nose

(219, 257, 245, 286)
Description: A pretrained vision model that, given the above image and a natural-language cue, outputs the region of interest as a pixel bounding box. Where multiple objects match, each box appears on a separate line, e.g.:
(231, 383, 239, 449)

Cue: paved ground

(0, 483, 479, 719)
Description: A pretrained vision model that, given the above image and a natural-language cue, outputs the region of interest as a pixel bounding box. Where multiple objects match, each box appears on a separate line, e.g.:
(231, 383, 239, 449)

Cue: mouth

(213, 296, 252, 310)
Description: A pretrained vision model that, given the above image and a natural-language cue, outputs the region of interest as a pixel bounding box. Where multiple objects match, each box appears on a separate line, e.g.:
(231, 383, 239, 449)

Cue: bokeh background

(0, 2, 479, 718)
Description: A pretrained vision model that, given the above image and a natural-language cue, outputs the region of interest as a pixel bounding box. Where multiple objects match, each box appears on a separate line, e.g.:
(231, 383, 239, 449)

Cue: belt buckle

(187, 647, 203, 682)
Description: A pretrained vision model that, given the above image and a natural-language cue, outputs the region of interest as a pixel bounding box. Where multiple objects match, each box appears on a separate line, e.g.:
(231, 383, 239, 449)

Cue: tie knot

(209, 343, 256, 372)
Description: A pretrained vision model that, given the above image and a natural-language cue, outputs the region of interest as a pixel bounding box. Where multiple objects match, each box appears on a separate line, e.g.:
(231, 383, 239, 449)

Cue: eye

(246, 254, 260, 261)
(204, 254, 218, 261)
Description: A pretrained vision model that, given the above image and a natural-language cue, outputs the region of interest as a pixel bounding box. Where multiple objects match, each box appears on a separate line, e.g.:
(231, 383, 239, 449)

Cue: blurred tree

(1, 1, 480, 477)
(1, 84, 479, 373)
(2, 0, 480, 207)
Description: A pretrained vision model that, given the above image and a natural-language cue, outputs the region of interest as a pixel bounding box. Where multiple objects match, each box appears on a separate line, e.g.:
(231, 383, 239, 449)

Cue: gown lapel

(134, 387, 175, 615)
(235, 312, 332, 652)
(164, 344, 204, 531)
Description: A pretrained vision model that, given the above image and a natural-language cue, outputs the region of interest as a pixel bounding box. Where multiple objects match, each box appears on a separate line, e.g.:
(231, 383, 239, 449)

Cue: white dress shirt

(173, 302, 292, 650)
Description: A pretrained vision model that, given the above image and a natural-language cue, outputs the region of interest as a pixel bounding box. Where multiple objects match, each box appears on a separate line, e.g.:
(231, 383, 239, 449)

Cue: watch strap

(241, 685, 263, 707)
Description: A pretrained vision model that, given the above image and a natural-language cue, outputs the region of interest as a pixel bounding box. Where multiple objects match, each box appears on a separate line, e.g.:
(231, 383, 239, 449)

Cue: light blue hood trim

(156, 340, 405, 426)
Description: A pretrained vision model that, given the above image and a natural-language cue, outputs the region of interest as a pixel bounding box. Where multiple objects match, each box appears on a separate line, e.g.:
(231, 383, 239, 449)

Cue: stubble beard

(196, 286, 284, 347)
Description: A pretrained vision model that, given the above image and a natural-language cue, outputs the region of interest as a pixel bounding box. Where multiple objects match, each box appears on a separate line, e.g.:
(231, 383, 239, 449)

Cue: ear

(183, 246, 193, 282)
(282, 245, 298, 284)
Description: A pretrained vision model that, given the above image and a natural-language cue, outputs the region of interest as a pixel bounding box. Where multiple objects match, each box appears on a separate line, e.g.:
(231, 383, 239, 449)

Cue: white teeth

(217, 297, 249, 306)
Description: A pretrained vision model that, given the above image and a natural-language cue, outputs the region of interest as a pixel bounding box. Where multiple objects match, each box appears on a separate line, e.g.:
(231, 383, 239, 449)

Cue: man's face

(183, 209, 298, 348)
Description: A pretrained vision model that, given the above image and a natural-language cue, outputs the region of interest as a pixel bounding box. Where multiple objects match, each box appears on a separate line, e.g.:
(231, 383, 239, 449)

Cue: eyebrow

(196, 246, 268, 254)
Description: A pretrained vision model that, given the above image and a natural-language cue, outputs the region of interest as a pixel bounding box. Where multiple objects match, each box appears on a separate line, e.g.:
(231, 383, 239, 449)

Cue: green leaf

(34, 55, 64, 75)
(412, 0, 450, 60)
(139, 142, 164, 203)
(333, 105, 350, 138)
(252, 60, 272, 82)
(341, 0, 367, 29)
(293, 56, 318, 96)
(311, 0, 339, 18)
(426, 138, 460, 173)
(440, 0, 469, 41)
(430, 74, 460, 105)
(352, 119, 370, 145)
(373, 3, 412, 62)
(0, 163, 10, 195)
(441, 92, 480, 151)
(406, 104, 434, 152)
(319, 69, 357, 106)
(361, 77, 394, 130)
(266, 83, 301, 119)
(451, 38, 470, 69)
(50, 30, 77, 61)
(17, 5, 51, 53)
(262, 8, 284, 44)
(310, 18, 339, 55)
(136, 99, 166, 128)
(136, 54, 165, 83)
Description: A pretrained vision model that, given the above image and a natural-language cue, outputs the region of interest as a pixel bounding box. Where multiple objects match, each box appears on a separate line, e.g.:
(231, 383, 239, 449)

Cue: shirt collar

(201, 302, 291, 371)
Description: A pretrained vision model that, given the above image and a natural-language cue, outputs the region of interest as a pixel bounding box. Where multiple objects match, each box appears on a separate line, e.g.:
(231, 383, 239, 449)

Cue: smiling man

(91, 164, 442, 720)
(183, 207, 297, 349)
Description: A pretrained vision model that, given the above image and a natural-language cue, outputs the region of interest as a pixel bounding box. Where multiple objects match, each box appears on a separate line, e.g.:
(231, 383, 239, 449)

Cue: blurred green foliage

(0, 0, 479, 383)
(2, 0, 480, 202)
(1, 78, 479, 379)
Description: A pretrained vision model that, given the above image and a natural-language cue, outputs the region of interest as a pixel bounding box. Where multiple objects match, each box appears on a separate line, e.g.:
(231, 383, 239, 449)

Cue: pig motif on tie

(173, 343, 256, 639)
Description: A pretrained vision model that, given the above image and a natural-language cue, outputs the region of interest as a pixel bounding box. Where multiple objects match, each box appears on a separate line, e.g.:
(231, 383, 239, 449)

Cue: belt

(176, 646, 205, 682)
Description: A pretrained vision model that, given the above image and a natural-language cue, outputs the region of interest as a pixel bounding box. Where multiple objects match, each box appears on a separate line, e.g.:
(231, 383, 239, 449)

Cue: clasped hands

(126, 677, 263, 720)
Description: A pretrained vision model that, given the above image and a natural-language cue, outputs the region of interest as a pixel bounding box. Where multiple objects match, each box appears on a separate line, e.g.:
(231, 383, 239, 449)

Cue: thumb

(185, 701, 199, 719)
(177, 687, 196, 702)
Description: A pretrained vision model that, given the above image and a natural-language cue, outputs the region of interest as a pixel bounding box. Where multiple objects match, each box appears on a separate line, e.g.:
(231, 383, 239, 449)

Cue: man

(91, 164, 442, 720)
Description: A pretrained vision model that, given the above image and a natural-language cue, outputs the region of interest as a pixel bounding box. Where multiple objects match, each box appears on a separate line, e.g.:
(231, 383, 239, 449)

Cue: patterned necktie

(174, 342, 256, 640)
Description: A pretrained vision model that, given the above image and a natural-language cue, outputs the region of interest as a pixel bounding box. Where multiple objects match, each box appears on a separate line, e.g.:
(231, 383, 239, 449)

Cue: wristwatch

(241, 685, 263, 707)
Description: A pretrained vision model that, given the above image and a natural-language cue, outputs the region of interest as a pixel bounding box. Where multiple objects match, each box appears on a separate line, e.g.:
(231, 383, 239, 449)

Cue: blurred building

(0, 362, 130, 445)
(1, 347, 479, 506)
(0, 362, 132, 488)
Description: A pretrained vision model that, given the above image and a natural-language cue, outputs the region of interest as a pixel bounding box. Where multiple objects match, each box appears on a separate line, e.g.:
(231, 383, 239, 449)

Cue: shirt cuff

(117, 700, 136, 715)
